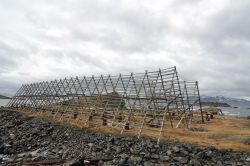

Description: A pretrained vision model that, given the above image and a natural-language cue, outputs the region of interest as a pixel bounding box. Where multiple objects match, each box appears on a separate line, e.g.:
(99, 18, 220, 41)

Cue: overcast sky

(0, 0, 249, 99)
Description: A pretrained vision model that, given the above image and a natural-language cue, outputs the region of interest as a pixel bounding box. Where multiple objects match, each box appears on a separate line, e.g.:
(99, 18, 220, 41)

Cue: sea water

(0, 99, 10, 107)
(220, 107, 250, 117)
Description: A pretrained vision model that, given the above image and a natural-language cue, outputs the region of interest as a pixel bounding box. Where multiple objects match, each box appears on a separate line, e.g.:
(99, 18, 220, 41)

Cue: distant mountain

(200, 101, 231, 107)
(201, 95, 250, 108)
(2, 93, 12, 97)
(0, 94, 11, 99)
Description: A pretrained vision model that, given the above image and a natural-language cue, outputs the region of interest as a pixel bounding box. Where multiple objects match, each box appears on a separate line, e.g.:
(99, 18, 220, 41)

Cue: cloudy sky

(0, 0, 249, 99)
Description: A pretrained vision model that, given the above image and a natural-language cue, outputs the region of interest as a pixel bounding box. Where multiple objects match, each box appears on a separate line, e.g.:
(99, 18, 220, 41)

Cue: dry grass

(163, 117, 250, 151)
(12, 108, 250, 152)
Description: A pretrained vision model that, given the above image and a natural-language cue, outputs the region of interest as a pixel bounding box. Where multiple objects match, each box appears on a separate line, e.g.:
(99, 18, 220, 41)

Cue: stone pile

(0, 108, 250, 166)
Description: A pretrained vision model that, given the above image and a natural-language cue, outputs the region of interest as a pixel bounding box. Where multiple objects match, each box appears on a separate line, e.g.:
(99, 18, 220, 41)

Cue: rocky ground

(0, 108, 250, 166)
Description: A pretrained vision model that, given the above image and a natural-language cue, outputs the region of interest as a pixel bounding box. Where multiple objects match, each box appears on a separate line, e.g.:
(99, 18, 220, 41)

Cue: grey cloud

(62, 1, 170, 54)
(43, 49, 106, 69)
(171, 1, 250, 98)
(211, 1, 250, 40)
(68, 51, 106, 69)
(0, 0, 249, 100)
(0, 79, 20, 95)
(0, 41, 28, 71)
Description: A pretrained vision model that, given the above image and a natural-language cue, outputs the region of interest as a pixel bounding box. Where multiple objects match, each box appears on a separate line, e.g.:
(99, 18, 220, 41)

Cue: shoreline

(219, 106, 250, 117)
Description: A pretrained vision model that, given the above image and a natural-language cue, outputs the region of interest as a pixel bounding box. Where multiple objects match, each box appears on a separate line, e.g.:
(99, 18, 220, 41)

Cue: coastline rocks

(0, 108, 250, 165)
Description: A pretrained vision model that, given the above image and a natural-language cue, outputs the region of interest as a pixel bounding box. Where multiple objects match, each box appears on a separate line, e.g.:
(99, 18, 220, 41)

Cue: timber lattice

(7, 66, 204, 143)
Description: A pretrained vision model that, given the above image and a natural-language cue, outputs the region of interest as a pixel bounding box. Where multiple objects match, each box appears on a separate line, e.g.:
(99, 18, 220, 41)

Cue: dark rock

(166, 150, 172, 156)
(144, 161, 154, 166)
(70, 161, 83, 166)
(160, 155, 170, 161)
(216, 161, 223, 166)
(139, 151, 145, 155)
(118, 158, 126, 165)
(120, 153, 129, 159)
(205, 150, 213, 157)
(115, 146, 121, 153)
(129, 156, 142, 164)
(109, 137, 115, 143)
(151, 154, 159, 159)
(172, 146, 180, 153)
(150, 148, 156, 153)
(182, 150, 189, 155)
(174, 157, 189, 164)
(9, 133, 15, 139)
(196, 151, 204, 158)
(189, 159, 201, 166)
(144, 152, 150, 158)
(32, 155, 46, 161)
(146, 141, 153, 149)
(98, 160, 104, 166)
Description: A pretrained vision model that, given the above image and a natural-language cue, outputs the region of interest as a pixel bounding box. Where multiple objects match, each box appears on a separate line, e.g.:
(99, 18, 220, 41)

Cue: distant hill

(200, 101, 231, 107)
(201, 95, 250, 108)
(0, 95, 11, 99)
